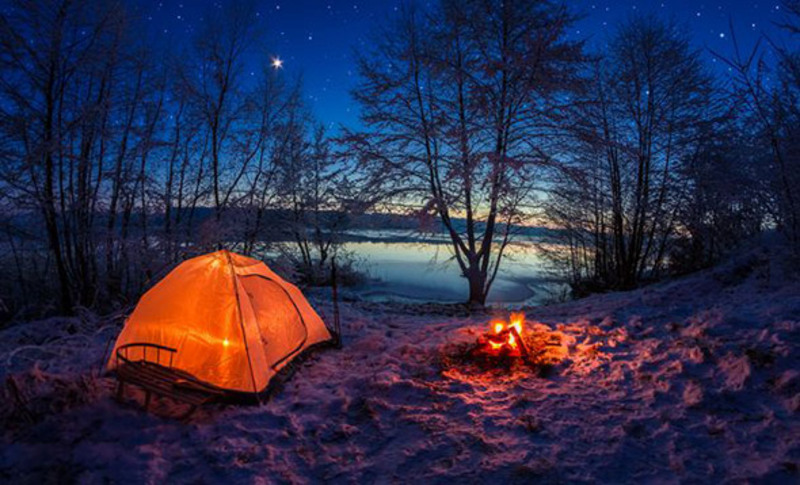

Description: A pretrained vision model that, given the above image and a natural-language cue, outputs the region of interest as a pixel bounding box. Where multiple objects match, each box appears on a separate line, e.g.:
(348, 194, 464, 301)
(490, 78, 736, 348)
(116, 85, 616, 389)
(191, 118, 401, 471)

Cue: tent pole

(98, 333, 115, 376)
(332, 257, 342, 348)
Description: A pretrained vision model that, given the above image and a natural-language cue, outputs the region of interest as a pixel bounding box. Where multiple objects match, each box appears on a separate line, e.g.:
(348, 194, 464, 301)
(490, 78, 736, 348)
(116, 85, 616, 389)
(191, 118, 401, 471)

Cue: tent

(107, 250, 332, 395)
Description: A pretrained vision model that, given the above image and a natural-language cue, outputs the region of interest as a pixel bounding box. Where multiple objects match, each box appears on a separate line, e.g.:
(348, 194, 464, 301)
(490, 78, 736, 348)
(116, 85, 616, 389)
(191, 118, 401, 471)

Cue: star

(271, 56, 284, 69)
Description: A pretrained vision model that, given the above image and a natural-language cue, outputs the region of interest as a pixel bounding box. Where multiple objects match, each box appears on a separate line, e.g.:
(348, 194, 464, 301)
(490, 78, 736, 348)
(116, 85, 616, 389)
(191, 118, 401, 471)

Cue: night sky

(135, 0, 792, 130)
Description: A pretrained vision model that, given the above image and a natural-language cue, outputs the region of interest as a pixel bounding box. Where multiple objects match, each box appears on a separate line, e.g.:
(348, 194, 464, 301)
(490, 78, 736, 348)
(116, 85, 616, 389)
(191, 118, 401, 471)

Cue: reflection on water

(344, 237, 563, 306)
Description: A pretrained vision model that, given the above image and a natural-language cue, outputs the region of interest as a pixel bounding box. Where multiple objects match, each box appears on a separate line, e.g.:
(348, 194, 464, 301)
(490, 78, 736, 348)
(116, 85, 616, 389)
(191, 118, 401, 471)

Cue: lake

(341, 230, 565, 306)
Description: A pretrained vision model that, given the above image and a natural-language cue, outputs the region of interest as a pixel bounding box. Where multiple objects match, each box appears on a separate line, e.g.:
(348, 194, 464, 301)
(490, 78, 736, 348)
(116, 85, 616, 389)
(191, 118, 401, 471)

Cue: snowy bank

(1, 244, 799, 483)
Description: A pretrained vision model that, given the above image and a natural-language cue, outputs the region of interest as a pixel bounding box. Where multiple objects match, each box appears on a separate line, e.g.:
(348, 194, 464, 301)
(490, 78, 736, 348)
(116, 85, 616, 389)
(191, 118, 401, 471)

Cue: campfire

(440, 312, 573, 377)
(479, 312, 530, 361)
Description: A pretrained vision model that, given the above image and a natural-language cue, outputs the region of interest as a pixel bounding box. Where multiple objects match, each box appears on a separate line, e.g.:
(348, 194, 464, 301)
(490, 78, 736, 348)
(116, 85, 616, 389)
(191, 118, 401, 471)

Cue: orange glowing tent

(107, 250, 333, 396)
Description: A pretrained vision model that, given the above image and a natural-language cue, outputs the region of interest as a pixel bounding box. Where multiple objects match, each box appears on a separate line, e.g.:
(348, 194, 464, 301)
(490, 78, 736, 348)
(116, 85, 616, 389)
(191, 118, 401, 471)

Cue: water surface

(342, 232, 563, 306)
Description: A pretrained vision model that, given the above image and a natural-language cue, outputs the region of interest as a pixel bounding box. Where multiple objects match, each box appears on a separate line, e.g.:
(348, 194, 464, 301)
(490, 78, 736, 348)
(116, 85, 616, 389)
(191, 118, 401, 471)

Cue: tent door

(239, 274, 308, 369)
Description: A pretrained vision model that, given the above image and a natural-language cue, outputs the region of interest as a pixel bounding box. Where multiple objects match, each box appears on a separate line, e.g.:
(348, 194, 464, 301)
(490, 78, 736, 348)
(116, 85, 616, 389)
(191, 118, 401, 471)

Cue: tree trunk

(466, 264, 487, 307)
(42, 11, 72, 313)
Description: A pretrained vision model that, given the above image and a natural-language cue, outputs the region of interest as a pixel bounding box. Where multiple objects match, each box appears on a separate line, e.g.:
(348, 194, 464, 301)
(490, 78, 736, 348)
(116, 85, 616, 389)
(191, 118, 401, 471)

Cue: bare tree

(0, 0, 343, 322)
(545, 16, 715, 293)
(186, 2, 262, 233)
(275, 122, 352, 283)
(347, 0, 584, 306)
(710, 2, 800, 256)
(0, 0, 125, 313)
(239, 64, 301, 255)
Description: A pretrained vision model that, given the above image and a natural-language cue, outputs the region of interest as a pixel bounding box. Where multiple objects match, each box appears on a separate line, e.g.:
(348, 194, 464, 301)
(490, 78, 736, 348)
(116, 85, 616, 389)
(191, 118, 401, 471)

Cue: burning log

(478, 312, 528, 355)
(482, 325, 531, 364)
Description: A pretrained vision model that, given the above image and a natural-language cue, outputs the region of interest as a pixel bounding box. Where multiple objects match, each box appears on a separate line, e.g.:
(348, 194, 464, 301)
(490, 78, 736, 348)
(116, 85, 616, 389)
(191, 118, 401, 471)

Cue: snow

(2, 244, 799, 483)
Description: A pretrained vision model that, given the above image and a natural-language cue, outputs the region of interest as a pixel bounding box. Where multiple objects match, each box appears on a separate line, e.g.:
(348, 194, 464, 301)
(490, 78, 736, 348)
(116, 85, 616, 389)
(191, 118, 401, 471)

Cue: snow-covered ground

(2, 244, 799, 483)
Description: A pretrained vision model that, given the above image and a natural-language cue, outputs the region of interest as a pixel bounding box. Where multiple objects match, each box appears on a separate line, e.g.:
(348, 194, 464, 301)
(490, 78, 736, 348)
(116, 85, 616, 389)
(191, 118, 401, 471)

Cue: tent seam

(224, 250, 261, 396)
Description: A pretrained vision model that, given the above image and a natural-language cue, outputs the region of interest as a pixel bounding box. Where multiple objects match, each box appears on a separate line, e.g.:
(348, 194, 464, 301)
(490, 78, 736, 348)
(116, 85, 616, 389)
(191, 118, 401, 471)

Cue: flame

(510, 312, 524, 334)
(485, 313, 525, 354)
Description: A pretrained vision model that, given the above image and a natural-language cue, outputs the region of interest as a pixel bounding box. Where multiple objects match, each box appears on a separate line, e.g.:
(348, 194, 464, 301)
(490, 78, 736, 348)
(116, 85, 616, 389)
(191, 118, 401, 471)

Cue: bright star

(271, 56, 284, 69)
